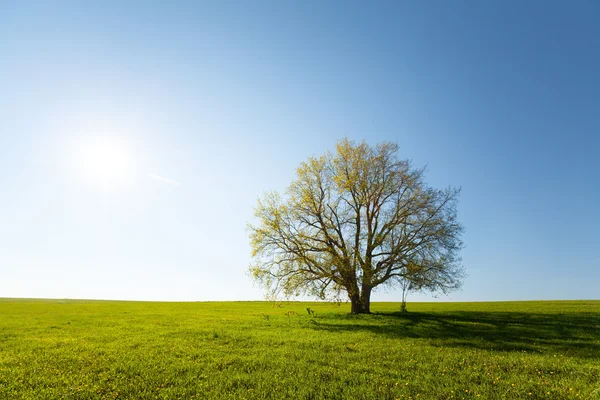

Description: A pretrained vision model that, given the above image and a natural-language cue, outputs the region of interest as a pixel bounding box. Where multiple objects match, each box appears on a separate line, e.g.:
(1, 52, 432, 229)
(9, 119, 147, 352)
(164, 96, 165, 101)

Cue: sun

(74, 136, 136, 190)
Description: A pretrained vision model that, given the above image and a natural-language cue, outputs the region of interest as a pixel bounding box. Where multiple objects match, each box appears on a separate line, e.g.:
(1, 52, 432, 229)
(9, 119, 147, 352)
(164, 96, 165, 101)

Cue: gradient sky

(1, 1, 599, 302)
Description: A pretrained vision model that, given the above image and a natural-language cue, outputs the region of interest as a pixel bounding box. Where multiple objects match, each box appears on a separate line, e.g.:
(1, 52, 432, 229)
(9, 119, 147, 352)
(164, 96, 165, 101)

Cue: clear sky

(1, 1, 598, 302)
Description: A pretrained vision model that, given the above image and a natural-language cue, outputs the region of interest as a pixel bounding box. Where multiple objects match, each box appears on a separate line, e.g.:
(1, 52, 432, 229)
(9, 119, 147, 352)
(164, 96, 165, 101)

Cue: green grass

(0, 299, 598, 399)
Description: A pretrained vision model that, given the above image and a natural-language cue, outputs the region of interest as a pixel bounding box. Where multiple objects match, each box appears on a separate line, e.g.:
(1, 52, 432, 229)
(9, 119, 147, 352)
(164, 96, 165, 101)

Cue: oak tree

(249, 139, 464, 314)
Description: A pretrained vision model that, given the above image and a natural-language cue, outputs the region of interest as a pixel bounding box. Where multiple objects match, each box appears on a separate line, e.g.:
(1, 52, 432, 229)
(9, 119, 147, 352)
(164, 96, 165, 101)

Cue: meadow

(0, 299, 598, 399)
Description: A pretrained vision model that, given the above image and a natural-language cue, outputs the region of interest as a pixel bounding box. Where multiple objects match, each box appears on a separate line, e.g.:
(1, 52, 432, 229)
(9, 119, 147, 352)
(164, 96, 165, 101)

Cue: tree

(399, 262, 426, 313)
(399, 277, 413, 313)
(248, 139, 464, 314)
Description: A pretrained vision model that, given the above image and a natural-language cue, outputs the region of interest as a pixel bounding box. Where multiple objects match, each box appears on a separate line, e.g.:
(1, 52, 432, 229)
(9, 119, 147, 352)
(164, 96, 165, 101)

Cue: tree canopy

(249, 139, 464, 313)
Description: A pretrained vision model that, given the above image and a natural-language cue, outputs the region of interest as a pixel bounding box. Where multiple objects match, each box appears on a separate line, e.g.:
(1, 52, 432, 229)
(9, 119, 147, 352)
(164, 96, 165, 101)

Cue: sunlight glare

(74, 136, 136, 190)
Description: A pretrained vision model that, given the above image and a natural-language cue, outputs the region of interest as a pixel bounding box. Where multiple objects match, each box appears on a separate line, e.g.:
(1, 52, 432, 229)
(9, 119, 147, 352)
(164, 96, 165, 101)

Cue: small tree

(400, 277, 413, 313)
(249, 139, 464, 314)
(399, 261, 426, 312)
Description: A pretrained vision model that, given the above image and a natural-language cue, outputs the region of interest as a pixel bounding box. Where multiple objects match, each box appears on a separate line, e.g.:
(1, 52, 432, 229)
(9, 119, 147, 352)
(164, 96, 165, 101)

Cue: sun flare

(74, 136, 136, 190)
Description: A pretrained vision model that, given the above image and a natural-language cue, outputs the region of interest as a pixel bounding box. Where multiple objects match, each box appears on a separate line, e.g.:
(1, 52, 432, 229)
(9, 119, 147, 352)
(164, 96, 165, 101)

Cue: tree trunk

(350, 286, 372, 314)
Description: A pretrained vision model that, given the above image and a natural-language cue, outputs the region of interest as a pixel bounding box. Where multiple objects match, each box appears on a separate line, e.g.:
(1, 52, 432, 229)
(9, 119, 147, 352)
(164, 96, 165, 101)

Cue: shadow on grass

(310, 311, 600, 359)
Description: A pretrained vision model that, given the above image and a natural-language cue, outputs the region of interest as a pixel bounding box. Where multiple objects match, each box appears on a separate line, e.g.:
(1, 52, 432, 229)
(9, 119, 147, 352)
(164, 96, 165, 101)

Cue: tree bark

(350, 286, 372, 314)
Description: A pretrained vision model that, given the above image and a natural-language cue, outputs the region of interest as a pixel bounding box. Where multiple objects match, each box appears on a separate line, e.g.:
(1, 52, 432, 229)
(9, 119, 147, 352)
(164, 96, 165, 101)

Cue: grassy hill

(0, 299, 598, 399)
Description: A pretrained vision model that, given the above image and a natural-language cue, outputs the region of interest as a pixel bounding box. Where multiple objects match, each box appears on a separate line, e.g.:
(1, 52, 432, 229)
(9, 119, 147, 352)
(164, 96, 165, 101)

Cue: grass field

(0, 299, 598, 399)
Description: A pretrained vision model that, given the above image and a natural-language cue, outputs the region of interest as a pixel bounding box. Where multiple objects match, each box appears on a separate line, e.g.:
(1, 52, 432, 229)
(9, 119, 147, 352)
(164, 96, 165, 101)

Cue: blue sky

(1, 1, 598, 302)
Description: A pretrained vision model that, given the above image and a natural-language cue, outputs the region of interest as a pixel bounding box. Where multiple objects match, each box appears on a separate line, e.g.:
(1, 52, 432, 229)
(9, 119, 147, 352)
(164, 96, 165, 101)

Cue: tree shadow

(310, 311, 600, 359)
